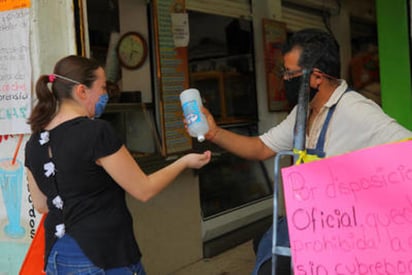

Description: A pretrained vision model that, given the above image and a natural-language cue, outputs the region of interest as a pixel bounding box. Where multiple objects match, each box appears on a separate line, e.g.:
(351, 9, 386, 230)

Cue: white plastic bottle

(180, 88, 209, 142)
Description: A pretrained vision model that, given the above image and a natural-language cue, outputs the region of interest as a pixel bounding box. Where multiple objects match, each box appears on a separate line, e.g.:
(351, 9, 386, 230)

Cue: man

(200, 28, 412, 274)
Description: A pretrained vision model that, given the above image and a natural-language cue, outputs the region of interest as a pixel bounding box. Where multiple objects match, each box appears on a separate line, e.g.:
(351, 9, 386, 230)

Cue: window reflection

(188, 11, 258, 124)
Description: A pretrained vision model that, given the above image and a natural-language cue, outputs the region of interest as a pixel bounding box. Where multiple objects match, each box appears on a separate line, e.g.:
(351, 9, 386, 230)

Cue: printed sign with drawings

(0, 0, 31, 135)
(0, 1, 34, 274)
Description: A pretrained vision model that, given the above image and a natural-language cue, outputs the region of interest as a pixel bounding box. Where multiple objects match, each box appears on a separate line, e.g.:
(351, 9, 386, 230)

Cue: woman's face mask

(85, 67, 108, 118)
(284, 75, 318, 106)
(94, 93, 109, 118)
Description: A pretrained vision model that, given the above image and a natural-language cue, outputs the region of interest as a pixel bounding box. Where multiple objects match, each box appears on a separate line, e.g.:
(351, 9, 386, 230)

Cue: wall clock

(117, 31, 148, 70)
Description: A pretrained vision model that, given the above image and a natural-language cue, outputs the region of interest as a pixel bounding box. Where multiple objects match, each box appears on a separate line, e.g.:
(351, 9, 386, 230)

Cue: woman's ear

(74, 84, 87, 101)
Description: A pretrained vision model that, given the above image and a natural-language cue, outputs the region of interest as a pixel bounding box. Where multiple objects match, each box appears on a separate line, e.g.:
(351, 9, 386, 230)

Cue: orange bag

(19, 214, 47, 275)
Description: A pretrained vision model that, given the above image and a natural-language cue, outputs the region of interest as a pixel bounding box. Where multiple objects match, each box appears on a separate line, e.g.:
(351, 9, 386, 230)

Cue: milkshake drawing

(0, 134, 25, 238)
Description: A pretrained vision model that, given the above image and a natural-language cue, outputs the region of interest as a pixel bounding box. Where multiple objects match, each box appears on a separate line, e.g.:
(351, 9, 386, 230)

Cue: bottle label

(182, 100, 201, 126)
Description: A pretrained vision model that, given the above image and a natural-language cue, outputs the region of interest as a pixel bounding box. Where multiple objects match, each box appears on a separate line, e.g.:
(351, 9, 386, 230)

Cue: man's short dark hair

(282, 28, 341, 78)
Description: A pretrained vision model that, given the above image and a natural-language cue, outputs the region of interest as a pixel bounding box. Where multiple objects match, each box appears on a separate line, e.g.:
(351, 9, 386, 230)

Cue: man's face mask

(284, 75, 319, 106)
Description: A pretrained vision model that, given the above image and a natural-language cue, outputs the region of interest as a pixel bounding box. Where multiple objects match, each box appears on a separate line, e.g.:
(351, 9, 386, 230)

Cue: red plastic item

(19, 214, 46, 275)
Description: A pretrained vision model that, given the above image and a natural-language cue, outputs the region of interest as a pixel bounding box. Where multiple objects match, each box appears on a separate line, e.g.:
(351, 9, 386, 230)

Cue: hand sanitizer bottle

(180, 88, 209, 142)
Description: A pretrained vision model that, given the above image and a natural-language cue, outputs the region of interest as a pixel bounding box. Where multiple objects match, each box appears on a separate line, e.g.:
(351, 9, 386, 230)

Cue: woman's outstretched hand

(183, 150, 212, 169)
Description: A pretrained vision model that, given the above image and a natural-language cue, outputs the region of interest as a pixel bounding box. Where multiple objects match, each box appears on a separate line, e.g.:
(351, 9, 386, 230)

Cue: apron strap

(306, 87, 352, 158)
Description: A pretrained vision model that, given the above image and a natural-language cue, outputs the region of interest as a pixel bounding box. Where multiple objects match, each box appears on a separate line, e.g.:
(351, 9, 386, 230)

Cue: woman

(25, 55, 211, 274)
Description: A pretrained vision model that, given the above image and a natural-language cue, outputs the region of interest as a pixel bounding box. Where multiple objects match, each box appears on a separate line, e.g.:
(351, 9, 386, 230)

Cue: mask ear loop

(49, 73, 81, 85)
(312, 69, 337, 80)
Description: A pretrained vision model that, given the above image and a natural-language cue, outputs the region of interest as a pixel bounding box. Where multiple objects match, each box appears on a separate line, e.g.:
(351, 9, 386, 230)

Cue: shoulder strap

(308, 87, 353, 158)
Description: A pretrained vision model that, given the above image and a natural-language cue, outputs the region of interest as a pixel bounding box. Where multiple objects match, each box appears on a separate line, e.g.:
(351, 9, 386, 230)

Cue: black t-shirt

(25, 117, 141, 269)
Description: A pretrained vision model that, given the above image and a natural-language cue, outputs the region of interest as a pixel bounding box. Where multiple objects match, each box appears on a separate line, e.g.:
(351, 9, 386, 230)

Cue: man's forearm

(210, 127, 272, 160)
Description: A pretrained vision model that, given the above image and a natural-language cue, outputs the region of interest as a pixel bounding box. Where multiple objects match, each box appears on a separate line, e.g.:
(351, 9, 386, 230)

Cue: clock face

(117, 32, 147, 69)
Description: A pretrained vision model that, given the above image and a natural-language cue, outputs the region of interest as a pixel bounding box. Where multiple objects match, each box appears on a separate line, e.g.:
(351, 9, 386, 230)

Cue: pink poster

(281, 140, 412, 274)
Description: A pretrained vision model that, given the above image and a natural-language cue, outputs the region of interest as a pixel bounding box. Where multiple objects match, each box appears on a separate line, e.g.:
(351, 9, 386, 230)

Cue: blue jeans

(46, 234, 146, 275)
(252, 217, 290, 275)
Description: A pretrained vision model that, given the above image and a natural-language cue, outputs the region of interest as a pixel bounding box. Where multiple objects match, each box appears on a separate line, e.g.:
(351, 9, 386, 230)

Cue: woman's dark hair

(282, 28, 341, 78)
(28, 55, 101, 133)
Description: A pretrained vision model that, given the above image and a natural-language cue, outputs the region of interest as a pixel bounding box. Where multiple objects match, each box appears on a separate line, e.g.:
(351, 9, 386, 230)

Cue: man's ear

(312, 69, 323, 79)
(312, 69, 326, 86)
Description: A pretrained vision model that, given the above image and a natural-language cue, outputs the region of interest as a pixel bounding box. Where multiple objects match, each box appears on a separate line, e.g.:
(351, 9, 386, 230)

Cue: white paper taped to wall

(171, 13, 189, 48)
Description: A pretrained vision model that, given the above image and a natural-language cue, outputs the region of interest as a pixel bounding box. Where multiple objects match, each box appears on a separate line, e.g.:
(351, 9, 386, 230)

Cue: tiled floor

(171, 240, 256, 275)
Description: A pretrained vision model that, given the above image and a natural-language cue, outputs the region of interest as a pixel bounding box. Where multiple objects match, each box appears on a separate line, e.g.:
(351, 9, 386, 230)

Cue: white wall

(30, 1, 77, 81)
(126, 170, 203, 274)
